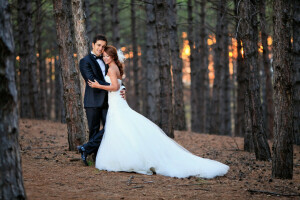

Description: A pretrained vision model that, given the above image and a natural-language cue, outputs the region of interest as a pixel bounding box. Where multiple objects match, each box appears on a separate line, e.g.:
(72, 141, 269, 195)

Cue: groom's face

(92, 40, 107, 57)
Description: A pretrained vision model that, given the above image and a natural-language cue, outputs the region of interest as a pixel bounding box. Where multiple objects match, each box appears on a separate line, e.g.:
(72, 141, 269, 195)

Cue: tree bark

(145, 0, 161, 125)
(272, 0, 293, 179)
(197, 0, 208, 133)
(71, 0, 90, 141)
(210, 0, 226, 135)
(110, 0, 120, 48)
(53, 0, 87, 150)
(0, 0, 26, 198)
(154, 0, 174, 138)
(234, 0, 246, 137)
(47, 60, 53, 120)
(166, 0, 186, 130)
(131, 0, 140, 112)
(36, 0, 47, 119)
(238, 0, 271, 160)
(188, 0, 199, 133)
(293, 0, 300, 145)
(259, 0, 274, 139)
(222, 10, 232, 135)
(17, 0, 40, 118)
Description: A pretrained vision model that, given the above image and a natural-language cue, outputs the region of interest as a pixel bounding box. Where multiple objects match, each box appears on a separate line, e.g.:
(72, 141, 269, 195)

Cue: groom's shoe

(77, 146, 88, 166)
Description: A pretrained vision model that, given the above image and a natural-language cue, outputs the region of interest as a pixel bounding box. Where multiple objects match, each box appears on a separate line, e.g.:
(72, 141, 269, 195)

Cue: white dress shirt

(91, 51, 106, 78)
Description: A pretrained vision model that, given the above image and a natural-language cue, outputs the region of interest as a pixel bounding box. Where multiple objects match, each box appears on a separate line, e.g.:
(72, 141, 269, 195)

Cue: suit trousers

(83, 107, 108, 155)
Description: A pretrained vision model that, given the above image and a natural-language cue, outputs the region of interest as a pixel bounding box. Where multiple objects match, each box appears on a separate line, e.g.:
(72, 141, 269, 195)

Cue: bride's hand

(88, 79, 100, 88)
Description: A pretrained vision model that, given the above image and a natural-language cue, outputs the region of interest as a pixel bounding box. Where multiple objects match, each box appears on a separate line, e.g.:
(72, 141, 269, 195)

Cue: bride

(88, 46, 229, 179)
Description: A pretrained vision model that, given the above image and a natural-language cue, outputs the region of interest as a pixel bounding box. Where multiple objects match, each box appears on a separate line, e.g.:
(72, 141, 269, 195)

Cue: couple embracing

(77, 34, 229, 179)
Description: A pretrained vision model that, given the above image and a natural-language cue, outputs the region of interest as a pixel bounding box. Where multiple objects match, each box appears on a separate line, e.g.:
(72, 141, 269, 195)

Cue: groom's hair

(93, 34, 107, 44)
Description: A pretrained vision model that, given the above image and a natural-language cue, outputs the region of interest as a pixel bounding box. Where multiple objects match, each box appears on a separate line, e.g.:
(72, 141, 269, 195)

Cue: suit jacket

(79, 53, 110, 108)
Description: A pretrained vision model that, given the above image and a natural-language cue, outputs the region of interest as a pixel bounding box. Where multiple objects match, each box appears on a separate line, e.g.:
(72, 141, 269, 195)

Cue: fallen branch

(127, 175, 134, 186)
(247, 189, 300, 197)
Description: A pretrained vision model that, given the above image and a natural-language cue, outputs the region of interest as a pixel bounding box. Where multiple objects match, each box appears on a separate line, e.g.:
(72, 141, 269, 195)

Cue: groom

(77, 34, 125, 165)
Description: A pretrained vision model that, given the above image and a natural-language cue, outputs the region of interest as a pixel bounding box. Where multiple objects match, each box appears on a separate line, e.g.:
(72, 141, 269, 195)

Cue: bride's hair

(104, 46, 124, 76)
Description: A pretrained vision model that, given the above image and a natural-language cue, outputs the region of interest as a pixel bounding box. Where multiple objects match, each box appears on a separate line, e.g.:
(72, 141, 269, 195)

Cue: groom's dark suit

(79, 53, 110, 155)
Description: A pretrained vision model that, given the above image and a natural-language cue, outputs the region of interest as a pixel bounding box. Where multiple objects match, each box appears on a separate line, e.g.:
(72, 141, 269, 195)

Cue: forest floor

(19, 119, 300, 200)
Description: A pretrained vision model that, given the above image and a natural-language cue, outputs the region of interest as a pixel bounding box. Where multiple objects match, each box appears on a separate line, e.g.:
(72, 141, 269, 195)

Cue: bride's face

(103, 52, 113, 65)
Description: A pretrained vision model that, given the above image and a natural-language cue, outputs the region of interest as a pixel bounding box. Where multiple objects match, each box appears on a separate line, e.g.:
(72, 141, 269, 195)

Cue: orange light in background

(181, 39, 190, 59)
(267, 36, 272, 46)
(259, 45, 263, 53)
(182, 32, 187, 39)
(36, 53, 39, 57)
(16, 56, 20, 61)
(73, 53, 77, 58)
(241, 48, 244, 58)
(129, 51, 133, 58)
(121, 47, 126, 51)
(207, 38, 213, 46)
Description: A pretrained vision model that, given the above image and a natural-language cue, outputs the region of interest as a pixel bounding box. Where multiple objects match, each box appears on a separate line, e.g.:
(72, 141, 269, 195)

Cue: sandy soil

(19, 119, 300, 200)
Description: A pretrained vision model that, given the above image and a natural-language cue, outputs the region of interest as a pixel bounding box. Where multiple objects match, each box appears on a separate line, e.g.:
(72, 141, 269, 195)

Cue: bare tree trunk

(18, 0, 40, 118)
(210, 0, 226, 135)
(223, 14, 231, 135)
(272, 0, 293, 179)
(110, 0, 120, 48)
(154, 0, 174, 138)
(71, 0, 90, 141)
(145, 0, 161, 125)
(53, 0, 87, 150)
(234, 0, 246, 137)
(293, 0, 300, 145)
(131, 0, 140, 112)
(167, 0, 186, 130)
(55, 57, 64, 122)
(0, 0, 26, 197)
(197, 0, 208, 133)
(83, 0, 92, 43)
(47, 60, 53, 120)
(188, 0, 199, 133)
(36, 0, 47, 119)
(238, 0, 271, 160)
(259, 0, 274, 139)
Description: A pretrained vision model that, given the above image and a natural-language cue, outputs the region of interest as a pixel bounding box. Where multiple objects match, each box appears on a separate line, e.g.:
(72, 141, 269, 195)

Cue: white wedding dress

(95, 76, 229, 179)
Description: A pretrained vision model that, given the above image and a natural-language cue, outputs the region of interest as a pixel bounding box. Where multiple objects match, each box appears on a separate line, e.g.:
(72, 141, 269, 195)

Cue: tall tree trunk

(145, 0, 161, 125)
(131, 0, 140, 112)
(293, 0, 300, 145)
(223, 12, 231, 135)
(0, 0, 26, 198)
(238, 0, 271, 160)
(110, 0, 120, 48)
(272, 0, 293, 179)
(18, 0, 40, 118)
(53, 0, 87, 150)
(47, 60, 53, 120)
(71, 0, 90, 141)
(167, 0, 186, 130)
(188, 0, 198, 133)
(235, 0, 246, 137)
(259, 0, 274, 139)
(83, 0, 92, 43)
(210, 0, 226, 135)
(197, 0, 208, 133)
(154, 0, 174, 138)
(36, 0, 47, 119)
(55, 57, 64, 122)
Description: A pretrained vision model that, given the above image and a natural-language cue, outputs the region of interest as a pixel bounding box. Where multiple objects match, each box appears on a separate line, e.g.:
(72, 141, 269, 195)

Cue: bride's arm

(88, 69, 120, 91)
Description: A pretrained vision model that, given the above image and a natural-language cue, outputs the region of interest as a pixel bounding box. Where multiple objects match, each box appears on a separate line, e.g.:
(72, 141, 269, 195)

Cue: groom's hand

(120, 89, 126, 100)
